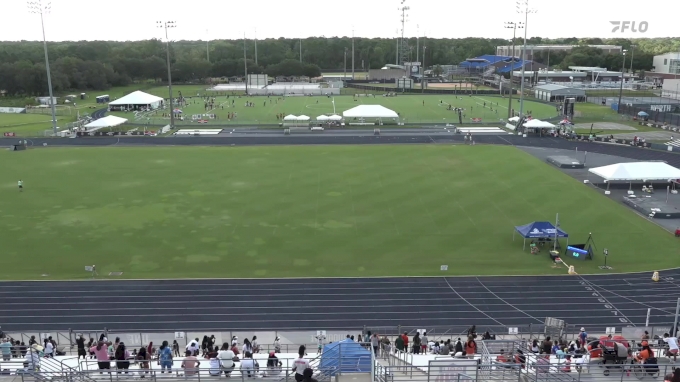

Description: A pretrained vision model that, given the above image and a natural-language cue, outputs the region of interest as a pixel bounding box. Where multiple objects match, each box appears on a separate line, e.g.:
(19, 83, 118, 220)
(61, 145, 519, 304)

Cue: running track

(2, 133, 680, 333)
(1, 271, 680, 332)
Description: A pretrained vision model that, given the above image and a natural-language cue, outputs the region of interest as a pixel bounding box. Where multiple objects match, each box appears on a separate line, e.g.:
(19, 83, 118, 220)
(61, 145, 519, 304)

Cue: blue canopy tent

(318, 340, 372, 376)
(513, 221, 568, 250)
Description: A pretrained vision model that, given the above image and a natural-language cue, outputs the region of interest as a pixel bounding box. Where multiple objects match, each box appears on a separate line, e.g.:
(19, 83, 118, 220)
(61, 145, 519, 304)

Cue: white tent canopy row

(84, 115, 128, 132)
(283, 115, 311, 121)
(343, 105, 398, 119)
(589, 162, 680, 182)
(109, 91, 164, 109)
(523, 119, 556, 128)
(316, 114, 342, 121)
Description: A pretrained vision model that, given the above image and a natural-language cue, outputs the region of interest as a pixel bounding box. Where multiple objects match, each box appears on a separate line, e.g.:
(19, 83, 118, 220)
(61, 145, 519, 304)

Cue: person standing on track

(18, 180, 23, 192)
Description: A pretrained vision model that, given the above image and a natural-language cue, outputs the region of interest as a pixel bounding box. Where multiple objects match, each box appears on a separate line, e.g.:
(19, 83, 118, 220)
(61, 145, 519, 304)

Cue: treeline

(0, 37, 678, 96)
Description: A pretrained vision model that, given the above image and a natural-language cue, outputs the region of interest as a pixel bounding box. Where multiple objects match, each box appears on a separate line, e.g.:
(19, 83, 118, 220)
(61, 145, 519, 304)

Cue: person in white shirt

(292, 346, 310, 382)
(186, 339, 200, 356)
(208, 357, 222, 376)
(240, 351, 259, 378)
(217, 343, 236, 376)
(231, 336, 238, 346)
(242, 339, 253, 354)
(44, 341, 54, 358)
(273, 337, 281, 353)
(664, 333, 679, 361)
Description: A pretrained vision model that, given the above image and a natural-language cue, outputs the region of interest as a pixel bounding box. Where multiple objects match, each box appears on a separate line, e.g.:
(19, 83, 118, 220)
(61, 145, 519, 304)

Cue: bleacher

(3, 327, 679, 382)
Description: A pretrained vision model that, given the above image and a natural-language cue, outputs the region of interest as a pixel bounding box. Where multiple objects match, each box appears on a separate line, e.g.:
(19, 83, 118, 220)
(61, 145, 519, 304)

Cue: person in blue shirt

(158, 341, 173, 373)
(0, 338, 12, 361)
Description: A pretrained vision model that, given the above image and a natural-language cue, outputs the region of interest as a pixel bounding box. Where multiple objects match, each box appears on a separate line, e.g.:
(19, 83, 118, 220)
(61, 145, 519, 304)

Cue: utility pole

(629, 44, 635, 75)
(27, 0, 57, 136)
(422, 46, 426, 93)
(157, 21, 176, 129)
(395, 29, 399, 64)
(244, 33, 249, 94)
(344, 48, 348, 80)
(516, 0, 536, 121)
(617, 50, 628, 113)
(352, 28, 355, 80)
(206, 29, 210, 62)
(504, 21, 523, 119)
(254, 28, 258, 65)
(416, 24, 419, 64)
(299, 38, 302, 63)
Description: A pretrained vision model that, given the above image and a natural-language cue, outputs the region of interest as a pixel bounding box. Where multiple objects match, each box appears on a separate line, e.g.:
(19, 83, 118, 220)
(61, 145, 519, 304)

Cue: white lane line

(443, 277, 504, 325)
(475, 277, 542, 323)
(583, 278, 677, 315)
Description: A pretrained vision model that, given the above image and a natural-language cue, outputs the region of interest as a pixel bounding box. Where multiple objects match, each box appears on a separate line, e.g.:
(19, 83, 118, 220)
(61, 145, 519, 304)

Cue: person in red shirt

(400, 333, 409, 353)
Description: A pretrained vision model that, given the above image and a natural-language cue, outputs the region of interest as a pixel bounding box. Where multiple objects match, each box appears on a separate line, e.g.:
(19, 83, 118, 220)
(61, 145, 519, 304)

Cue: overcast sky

(6, 0, 675, 42)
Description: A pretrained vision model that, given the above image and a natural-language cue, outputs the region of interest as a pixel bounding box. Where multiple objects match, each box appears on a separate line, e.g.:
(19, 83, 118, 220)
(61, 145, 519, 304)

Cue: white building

(652, 52, 680, 75)
(496, 45, 622, 60)
(662, 79, 680, 100)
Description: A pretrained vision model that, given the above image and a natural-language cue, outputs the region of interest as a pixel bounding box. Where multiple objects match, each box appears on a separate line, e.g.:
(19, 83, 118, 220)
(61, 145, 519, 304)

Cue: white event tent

(84, 115, 128, 132)
(523, 119, 555, 128)
(316, 115, 329, 121)
(589, 162, 680, 182)
(297, 115, 310, 121)
(343, 105, 398, 119)
(328, 114, 342, 121)
(109, 91, 164, 110)
(283, 115, 298, 121)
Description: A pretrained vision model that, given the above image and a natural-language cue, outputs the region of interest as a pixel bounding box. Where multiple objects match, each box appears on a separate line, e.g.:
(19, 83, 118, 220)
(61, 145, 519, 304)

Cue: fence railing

(363, 324, 581, 343)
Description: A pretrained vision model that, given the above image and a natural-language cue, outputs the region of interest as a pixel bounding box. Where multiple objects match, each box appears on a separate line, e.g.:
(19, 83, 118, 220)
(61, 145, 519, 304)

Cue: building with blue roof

(459, 55, 543, 76)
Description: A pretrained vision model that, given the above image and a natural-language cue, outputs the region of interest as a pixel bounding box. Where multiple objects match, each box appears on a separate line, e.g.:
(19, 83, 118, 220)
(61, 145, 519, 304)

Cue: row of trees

(0, 37, 678, 96)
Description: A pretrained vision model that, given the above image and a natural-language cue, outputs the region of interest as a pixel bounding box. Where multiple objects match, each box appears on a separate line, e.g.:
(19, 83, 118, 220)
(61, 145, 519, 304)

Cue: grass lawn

(0, 85, 215, 136)
(0, 145, 676, 280)
(108, 93, 556, 127)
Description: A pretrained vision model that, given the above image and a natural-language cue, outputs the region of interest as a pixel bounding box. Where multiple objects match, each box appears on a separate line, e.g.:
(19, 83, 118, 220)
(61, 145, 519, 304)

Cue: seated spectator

(182, 350, 201, 377)
(209, 357, 222, 377)
(302, 368, 318, 382)
(136, 347, 150, 378)
(240, 351, 258, 378)
(217, 343, 236, 376)
(231, 342, 240, 356)
(439, 341, 450, 356)
(496, 349, 510, 363)
(186, 338, 200, 356)
(205, 345, 219, 359)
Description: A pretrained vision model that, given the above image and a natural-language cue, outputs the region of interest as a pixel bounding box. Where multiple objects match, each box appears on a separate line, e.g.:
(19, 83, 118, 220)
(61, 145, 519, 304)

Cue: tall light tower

(254, 28, 258, 65)
(206, 28, 210, 62)
(617, 50, 628, 113)
(398, 0, 410, 65)
(157, 21, 176, 129)
(516, 0, 536, 121)
(504, 21, 523, 119)
(27, 0, 57, 136)
(352, 27, 355, 80)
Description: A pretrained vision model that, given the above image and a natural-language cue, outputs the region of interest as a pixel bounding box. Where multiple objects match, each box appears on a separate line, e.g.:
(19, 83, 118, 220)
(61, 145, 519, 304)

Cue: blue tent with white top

(318, 339, 372, 376)
(513, 221, 568, 249)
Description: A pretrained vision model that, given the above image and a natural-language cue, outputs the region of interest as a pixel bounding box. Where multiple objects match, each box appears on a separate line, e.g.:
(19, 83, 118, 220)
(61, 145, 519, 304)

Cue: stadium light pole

(516, 0, 536, 122)
(157, 21, 176, 129)
(617, 50, 628, 114)
(629, 44, 635, 75)
(206, 28, 210, 62)
(352, 28, 355, 80)
(27, 0, 57, 136)
(422, 46, 426, 93)
(504, 21, 524, 119)
(344, 48, 348, 80)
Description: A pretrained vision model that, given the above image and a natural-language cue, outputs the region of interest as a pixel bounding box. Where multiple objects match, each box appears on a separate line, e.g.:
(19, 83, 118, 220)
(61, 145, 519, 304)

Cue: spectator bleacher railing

(363, 324, 582, 342)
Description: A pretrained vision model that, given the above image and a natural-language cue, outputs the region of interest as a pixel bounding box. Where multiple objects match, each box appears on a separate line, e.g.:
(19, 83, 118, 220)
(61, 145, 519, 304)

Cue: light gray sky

(6, 0, 674, 41)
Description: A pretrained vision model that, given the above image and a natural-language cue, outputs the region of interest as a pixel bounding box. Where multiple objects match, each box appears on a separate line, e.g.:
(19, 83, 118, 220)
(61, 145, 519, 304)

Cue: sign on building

(0, 107, 26, 114)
